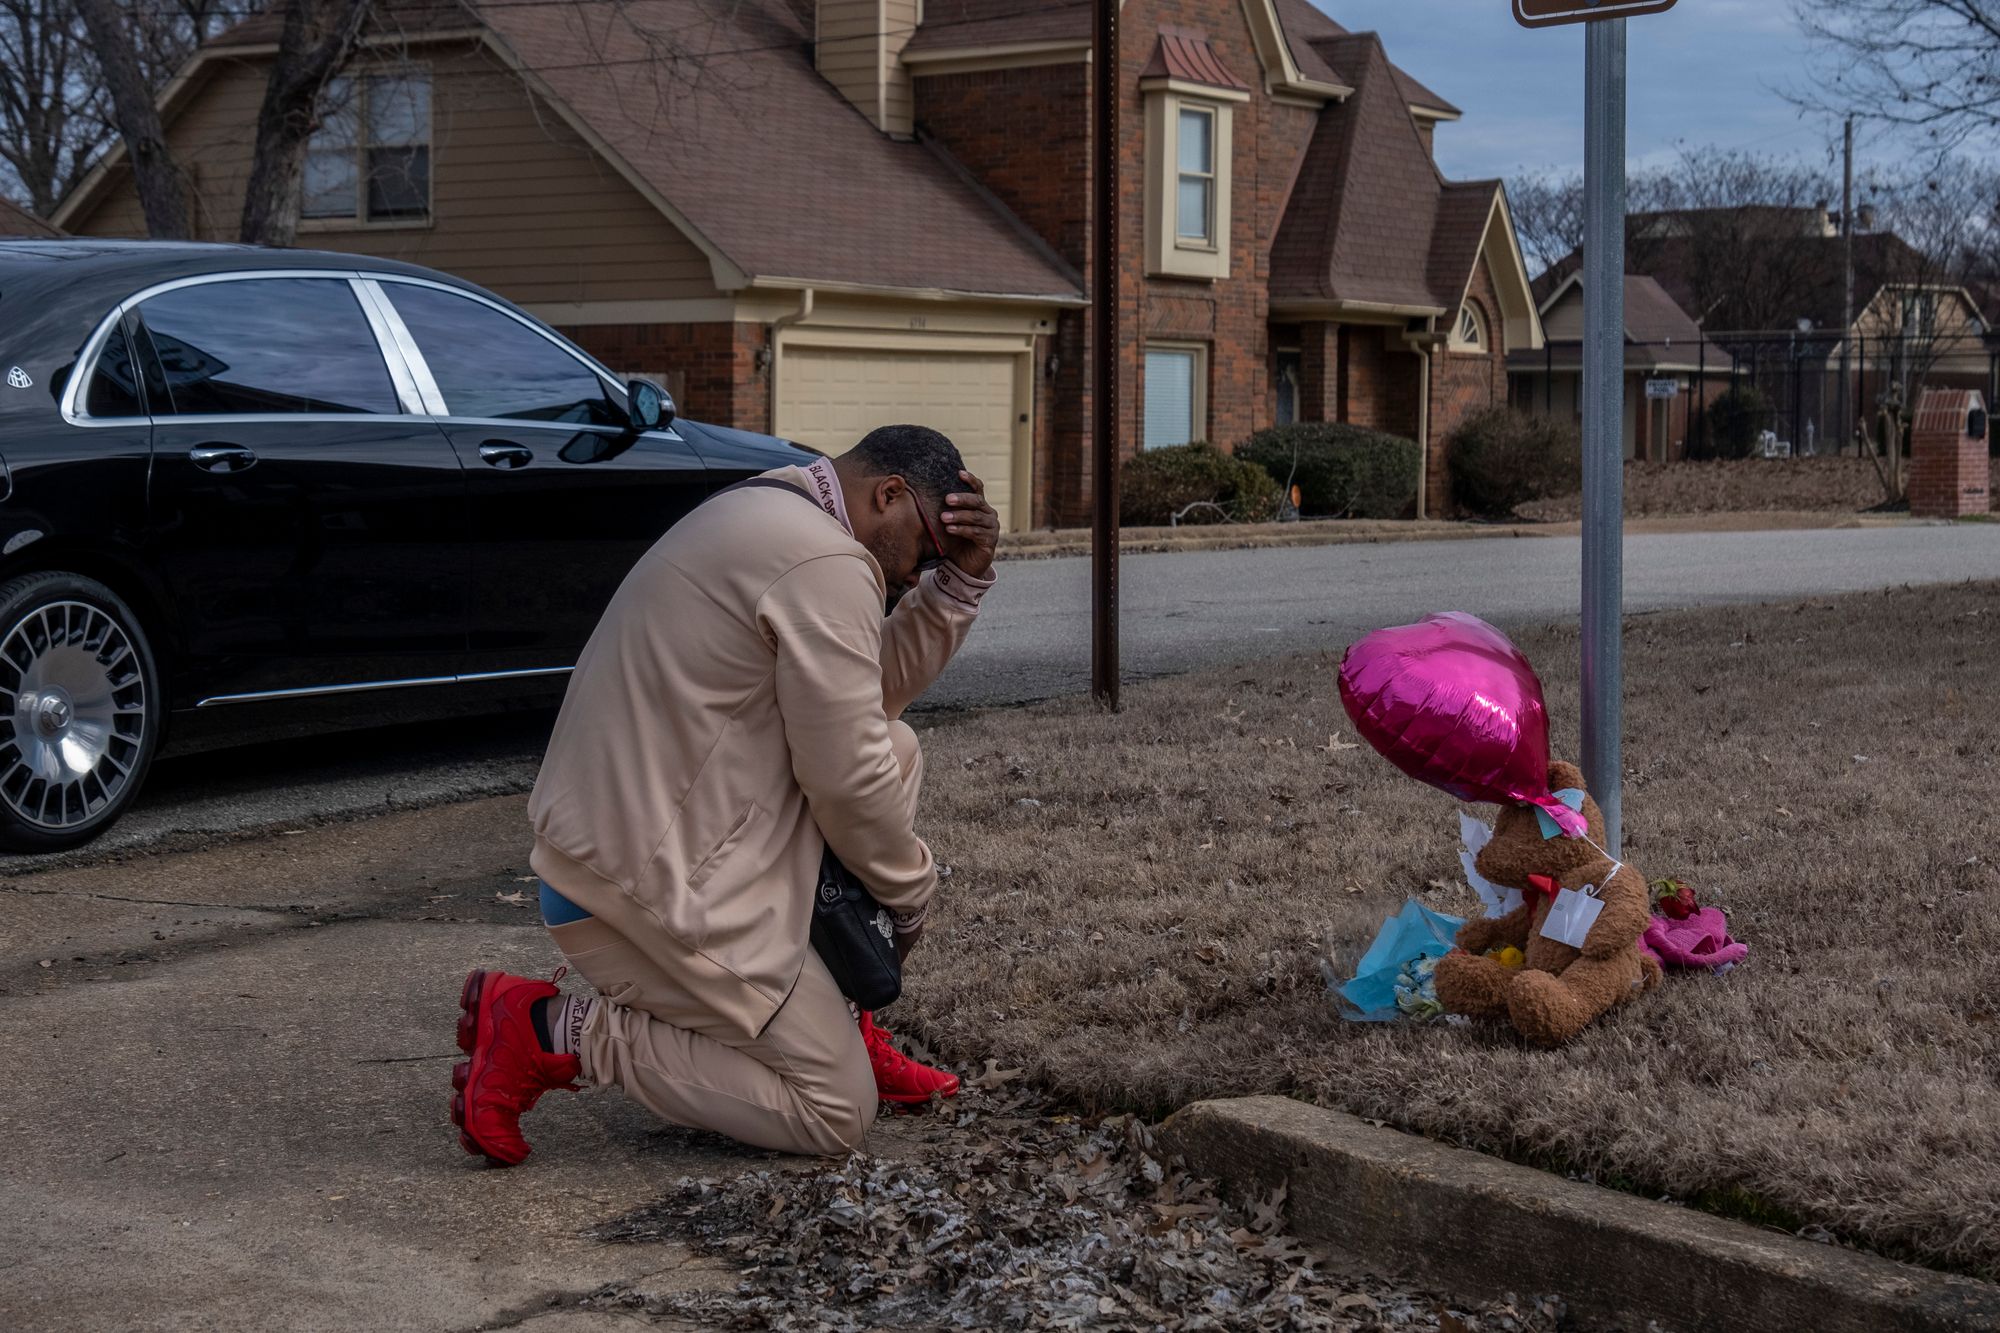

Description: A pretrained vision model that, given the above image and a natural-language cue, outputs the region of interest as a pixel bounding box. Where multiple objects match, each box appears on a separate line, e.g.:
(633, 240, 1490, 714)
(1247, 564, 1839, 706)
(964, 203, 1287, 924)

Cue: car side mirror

(625, 378, 673, 432)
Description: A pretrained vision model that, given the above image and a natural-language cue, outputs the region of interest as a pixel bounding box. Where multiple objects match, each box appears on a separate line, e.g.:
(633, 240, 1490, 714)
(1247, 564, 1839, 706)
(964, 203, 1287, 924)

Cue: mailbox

(1909, 388, 1991, 519)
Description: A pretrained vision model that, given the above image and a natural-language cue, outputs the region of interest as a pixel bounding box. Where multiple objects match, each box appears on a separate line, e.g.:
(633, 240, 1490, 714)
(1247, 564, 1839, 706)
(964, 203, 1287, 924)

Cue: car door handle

(189, 445, 257, 474)
(478, 442, 533, 470)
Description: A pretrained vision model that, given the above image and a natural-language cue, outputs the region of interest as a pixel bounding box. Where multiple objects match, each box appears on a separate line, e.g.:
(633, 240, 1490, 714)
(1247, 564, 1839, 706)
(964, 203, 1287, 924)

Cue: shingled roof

(474, 0, 1079, 299)
(1269, 32, 1492, 312)
(0, 197, 63, 238)
(189, 0, 1079, 301)
(906, 0, 1459, 117)
(1270, 0, 1460, 117)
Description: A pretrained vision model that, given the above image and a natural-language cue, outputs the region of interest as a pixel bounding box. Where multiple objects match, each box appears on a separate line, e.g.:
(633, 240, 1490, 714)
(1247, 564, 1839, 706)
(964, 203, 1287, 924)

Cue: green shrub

(1120, 442, 1282, 526)
(1446, 407, 1582, 518)
(1236, 423, 1422, 519)
(1694, 385, 1775, 460)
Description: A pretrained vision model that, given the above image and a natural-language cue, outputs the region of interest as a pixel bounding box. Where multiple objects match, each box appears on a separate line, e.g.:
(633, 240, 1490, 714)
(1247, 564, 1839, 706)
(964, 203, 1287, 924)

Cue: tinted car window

(86, 322, 144, 418)
(383, 283, 620, 426)
(139, 278, 399, 415)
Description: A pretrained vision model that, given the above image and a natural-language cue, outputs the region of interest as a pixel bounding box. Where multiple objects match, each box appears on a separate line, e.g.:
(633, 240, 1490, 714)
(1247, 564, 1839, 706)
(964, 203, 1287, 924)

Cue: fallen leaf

(1320, 734, 1360, 752)
(494, 891, 529, 906)
(966, 1059, 1024, 1090)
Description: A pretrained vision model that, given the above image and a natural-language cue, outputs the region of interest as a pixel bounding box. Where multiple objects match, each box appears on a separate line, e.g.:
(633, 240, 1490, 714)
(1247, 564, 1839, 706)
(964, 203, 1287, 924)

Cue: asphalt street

(6, 522, 1996, 873)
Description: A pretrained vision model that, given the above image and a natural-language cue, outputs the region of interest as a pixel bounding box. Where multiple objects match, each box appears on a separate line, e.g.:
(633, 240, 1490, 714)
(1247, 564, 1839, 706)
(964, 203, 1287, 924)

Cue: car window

(382, 282, 621, 426)
(85, 321, 144, 418)
(137, 277, 400, 416)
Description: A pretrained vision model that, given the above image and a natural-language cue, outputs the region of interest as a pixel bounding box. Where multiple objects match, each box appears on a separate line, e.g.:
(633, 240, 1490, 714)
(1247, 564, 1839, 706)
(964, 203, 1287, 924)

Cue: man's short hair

(846, 424, 966, 504)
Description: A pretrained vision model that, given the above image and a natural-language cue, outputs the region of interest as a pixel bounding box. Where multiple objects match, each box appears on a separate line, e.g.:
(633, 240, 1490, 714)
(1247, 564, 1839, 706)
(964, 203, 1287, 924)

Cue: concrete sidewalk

(0, 798, 752, 1331)
(3, 798, 1502, 1333)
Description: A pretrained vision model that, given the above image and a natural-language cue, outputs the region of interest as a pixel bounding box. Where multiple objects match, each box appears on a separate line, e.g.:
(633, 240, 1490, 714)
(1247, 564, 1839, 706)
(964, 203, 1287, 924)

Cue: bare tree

(238, 0, 371, 246)
(75, 0, 191, 236)
(1793, 0, 2000, 152)
(0, 0, 106, 216)
(1506, 170, 1585, 280)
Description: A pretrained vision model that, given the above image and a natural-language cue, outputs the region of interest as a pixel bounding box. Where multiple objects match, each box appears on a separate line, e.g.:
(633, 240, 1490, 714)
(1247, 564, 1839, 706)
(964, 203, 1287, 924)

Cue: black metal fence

(1514, 329, 2000, 462)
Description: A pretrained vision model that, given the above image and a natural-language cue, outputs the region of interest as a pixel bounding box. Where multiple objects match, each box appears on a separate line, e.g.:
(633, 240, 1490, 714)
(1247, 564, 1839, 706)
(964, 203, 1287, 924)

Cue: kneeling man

(450, 425, 998, 1162)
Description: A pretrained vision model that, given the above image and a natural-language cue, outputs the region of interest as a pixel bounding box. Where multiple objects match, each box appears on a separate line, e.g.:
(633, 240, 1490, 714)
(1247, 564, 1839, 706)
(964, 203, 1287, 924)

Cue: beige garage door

(777, 346, 1021, 530)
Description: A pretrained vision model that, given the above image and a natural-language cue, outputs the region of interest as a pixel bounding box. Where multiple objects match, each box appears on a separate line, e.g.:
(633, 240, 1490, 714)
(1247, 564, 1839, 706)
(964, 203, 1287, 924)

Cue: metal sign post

(1515, 1, 1671, 855)
(1580, 18, 1627, 855)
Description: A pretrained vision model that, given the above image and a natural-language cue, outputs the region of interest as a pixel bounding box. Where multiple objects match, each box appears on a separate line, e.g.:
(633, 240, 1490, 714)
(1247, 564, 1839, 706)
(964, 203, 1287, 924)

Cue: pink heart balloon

(1338, 612, 1586, 836)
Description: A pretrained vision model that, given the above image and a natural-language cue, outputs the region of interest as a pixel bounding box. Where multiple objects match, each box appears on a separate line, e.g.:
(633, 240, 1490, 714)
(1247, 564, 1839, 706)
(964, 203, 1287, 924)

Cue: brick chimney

(817, 0, 917, 136)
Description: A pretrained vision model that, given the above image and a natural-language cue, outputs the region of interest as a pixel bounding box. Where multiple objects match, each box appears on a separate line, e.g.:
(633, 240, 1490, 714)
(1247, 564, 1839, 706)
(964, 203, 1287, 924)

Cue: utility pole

(1090, 0, 1121, 710)
(1842, 116, 1855, 455)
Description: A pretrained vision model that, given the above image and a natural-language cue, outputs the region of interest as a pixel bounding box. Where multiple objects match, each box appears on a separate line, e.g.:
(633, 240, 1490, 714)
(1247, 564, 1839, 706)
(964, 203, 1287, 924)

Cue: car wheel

(0, 572, 162, 852)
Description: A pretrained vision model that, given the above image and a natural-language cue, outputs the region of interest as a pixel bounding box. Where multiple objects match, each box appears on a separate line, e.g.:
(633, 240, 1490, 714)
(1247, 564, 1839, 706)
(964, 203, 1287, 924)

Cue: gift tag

(1540, 885, 1604, 948)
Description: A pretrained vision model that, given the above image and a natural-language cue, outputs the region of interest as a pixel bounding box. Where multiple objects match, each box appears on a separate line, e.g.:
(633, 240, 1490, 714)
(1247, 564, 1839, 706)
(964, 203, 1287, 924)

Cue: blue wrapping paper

(1337, 898, 1466, 1022)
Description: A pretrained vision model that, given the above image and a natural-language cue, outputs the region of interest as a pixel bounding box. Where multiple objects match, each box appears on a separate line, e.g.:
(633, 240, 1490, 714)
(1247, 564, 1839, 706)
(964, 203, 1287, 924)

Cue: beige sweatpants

(546, 721, 926, 1157)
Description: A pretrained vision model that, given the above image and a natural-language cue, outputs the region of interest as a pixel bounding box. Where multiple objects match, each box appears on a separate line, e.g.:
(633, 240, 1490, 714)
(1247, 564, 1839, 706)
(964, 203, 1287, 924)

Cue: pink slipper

(1642, 906, 1747, 972)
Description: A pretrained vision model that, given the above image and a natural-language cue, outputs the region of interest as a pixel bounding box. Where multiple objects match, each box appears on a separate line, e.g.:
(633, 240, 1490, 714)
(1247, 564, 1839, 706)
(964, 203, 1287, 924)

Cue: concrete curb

(1160, 1095, 2000, 1333)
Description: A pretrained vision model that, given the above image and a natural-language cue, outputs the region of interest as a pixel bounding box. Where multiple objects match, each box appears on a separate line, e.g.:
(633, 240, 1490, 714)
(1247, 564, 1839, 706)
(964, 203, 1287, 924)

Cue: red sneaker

(860, 1011, 960, 1105)
(451, 969, 581, 1166)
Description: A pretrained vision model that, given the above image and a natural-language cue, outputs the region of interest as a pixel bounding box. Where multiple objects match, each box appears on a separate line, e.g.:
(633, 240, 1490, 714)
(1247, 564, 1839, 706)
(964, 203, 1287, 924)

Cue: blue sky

(1314, 1, 1856, 182)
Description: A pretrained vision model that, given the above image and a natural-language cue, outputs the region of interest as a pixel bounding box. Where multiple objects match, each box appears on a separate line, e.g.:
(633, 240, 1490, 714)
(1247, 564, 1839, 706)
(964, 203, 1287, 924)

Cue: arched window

(1450, 301, 1489, 353)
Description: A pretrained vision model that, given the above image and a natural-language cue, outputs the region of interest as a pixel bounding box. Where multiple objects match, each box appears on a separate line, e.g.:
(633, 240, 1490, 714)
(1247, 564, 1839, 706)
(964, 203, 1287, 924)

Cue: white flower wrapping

(1459, 810, 1522, 919)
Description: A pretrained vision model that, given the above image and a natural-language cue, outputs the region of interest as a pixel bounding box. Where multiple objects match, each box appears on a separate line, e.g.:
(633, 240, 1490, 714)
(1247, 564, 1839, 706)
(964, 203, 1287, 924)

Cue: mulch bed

(578, 1084, 1567, 1331)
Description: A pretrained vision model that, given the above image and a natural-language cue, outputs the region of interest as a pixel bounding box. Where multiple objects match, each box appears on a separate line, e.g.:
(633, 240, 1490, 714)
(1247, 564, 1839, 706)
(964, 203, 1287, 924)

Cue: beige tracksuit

(528, 463, 990, 1154)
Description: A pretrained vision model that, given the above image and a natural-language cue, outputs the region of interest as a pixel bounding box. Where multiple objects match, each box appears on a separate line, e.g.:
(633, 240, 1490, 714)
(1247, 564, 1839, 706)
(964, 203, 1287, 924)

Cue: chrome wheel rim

(0, 600, 148, 831)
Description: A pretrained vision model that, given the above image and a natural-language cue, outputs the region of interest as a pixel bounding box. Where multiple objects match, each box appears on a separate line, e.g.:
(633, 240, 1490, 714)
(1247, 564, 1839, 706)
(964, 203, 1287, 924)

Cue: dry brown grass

(1522, 456, 2000, 520)
(904, 581, 2000, 1279)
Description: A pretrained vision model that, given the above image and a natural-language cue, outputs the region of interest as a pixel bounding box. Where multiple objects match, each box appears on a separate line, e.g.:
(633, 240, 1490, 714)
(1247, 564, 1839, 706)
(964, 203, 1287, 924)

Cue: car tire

(0, 572, 162, 853)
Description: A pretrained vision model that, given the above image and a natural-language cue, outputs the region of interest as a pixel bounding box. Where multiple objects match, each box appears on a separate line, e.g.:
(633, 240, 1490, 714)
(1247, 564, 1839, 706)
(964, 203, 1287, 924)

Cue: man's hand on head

(939, 469, 1000, 580)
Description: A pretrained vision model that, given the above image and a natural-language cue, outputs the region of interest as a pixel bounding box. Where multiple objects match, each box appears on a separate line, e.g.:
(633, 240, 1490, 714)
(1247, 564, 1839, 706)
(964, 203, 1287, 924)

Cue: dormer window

(1142, 31, 1248, 281)
(1450, 301, 1489, 354)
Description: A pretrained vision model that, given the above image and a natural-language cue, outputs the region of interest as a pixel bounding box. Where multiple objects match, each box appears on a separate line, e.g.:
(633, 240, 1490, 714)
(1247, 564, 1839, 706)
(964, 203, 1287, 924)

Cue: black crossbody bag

(810, 848, 902, 1010)
(716, 476, 904, 1010)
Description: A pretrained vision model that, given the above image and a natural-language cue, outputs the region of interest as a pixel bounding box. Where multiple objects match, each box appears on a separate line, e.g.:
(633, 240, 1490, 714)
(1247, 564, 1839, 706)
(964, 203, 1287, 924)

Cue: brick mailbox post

(1909, 388, 1991, 519)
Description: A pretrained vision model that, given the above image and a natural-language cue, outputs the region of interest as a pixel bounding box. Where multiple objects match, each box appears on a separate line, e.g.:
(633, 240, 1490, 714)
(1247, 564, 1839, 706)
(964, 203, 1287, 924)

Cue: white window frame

(1449, 301, 1489, 354)
(1143, 342, 1209, 450)
(1142, 81, 1243, 281)
(301, 65, 434, 231)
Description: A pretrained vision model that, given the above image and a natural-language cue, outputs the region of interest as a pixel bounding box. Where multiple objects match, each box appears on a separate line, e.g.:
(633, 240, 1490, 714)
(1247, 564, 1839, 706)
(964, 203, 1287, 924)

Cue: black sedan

(0, 240, 806, 850)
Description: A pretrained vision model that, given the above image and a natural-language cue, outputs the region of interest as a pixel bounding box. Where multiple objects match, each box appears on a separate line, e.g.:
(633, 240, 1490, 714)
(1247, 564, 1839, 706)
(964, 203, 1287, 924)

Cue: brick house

(56, 0, 1540, 527)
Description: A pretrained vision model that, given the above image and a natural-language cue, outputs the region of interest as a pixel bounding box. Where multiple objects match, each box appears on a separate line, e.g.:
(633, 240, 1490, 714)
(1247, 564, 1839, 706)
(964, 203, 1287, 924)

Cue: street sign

(1515, 1, 1676, 27)
(1645, 378, 1678, 399)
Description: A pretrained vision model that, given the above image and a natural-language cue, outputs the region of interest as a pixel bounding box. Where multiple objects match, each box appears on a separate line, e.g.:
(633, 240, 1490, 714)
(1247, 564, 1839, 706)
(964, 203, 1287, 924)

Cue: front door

(372, 279, 715, 676)
(134, 274, 468, 705)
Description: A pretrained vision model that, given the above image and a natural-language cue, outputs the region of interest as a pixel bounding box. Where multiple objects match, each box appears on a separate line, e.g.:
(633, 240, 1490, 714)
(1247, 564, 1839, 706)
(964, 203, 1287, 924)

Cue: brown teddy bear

(1434, 761, 1662, 1046)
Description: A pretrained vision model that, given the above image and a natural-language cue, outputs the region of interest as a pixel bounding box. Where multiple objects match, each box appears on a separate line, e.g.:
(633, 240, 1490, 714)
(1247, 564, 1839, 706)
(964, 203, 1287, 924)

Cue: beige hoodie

(528, 463, 990, 1037)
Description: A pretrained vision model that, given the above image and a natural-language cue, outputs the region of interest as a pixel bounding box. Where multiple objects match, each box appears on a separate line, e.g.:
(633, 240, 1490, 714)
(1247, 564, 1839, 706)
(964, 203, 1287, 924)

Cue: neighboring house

(56, 0, 1541, 526)
(0, 197, 63, 238)
(1509, 274, 1734, 462)
(1537, 210, 1991, 450)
